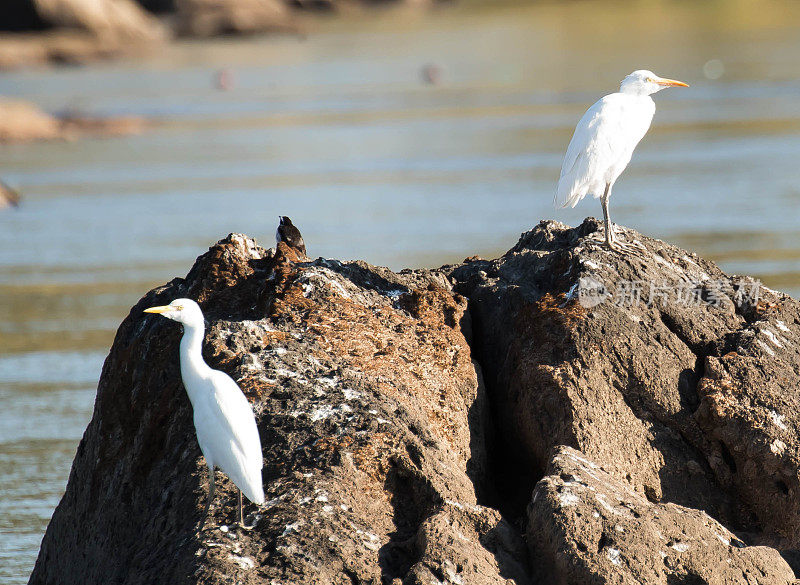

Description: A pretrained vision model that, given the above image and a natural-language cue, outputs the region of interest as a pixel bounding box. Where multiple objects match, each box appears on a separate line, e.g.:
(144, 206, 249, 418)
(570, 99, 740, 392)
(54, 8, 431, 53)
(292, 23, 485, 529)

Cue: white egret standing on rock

(555, 70, 688, 251)
(144, 298, 264, 530)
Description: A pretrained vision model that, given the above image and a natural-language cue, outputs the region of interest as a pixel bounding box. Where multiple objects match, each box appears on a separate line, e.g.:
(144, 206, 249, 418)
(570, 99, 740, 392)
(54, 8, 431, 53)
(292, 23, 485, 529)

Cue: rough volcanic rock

(449, 218, 800, 577)
(29, 235, 529, 585)
(527, 446, 795, 585)
(29, 219, 800, 584)
(0, 98, 147, 143)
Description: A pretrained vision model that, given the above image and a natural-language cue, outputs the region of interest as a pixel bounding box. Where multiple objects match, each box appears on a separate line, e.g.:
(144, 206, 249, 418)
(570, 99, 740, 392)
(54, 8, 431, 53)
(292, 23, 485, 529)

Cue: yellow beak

(144, 305, 170, 314)
(656, 77, 689, 88)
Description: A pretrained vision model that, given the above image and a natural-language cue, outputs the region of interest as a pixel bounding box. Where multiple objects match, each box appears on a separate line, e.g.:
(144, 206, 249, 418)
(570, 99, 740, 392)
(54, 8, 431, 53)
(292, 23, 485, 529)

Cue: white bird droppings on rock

(770, 410, 788, 430)
(281, 521, 303, 537)
(595, 494, 619, 516)
(342, 388, 361, 400)
(559, 491, 580, 507)
(756, 340, 775, 357)
(228, 554, 255, 570)
(275, 367, 302, 380)
(308, 403, 351, 421)
(776, 320, 791, 333)
(671, 542, 689, 553)
(607, 547, 622, 565)
(770, 439, 786, 455)
(762, 329, 783, 348)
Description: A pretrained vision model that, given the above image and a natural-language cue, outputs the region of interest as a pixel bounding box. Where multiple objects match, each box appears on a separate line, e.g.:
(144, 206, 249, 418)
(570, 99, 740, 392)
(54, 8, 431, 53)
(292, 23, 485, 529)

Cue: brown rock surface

(450, 218, 800, 580)
(29, 233, 529, 585)
(528, 446, 795, 585)
(28, 219, 800, 584)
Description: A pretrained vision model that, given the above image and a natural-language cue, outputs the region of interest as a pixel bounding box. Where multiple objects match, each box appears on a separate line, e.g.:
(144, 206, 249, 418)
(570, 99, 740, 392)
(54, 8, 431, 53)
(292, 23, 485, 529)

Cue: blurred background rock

(0, 0, 453, 67)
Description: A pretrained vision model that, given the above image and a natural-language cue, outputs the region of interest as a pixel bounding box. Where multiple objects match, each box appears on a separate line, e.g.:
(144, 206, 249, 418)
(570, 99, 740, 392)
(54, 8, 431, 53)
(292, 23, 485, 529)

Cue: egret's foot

(238, 520, 256, 531)
(582, 230, 607, 250)
(604, 237, 647, 257)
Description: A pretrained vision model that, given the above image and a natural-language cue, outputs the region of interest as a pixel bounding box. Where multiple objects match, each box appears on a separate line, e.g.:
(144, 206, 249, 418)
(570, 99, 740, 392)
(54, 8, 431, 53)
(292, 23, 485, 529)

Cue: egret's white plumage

(144, 298, 264, 529)
(556, 70, 688, 251)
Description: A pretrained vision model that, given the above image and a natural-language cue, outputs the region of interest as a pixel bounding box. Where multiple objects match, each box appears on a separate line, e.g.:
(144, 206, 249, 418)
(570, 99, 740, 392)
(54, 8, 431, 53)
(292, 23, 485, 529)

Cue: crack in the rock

(377, 454, 440, 582)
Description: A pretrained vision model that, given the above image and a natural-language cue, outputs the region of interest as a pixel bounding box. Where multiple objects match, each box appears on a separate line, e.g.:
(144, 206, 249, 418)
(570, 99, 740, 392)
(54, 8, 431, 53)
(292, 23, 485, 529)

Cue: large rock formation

(29, 219, 800, 584)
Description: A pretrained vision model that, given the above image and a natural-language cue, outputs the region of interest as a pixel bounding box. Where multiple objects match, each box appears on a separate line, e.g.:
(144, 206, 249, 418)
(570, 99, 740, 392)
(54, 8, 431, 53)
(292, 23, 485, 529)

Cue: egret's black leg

(198, 466, 215, 533)
(600, 183, 618, 250)
(238, 489, 255, 530)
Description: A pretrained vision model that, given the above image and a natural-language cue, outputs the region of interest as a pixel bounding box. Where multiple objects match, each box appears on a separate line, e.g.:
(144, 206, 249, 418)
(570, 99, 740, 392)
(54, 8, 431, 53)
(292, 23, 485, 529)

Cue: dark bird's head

(279, 216, 294, 227)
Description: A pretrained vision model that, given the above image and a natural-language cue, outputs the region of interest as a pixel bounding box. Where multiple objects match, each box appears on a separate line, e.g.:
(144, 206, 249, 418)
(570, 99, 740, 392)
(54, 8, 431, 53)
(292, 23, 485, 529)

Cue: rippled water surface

(2, 1, 800, 581)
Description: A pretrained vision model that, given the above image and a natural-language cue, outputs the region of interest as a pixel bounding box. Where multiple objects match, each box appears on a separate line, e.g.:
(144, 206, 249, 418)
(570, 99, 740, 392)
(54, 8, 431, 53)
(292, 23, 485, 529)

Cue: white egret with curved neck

(556, 70, 689, 251)
(144, 298, 264, 530)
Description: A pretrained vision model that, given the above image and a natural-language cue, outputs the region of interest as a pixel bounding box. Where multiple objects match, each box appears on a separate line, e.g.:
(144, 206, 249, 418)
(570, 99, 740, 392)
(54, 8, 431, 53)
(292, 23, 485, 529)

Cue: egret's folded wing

(197, 371, 265, 503)
(555, 96, 624, 208)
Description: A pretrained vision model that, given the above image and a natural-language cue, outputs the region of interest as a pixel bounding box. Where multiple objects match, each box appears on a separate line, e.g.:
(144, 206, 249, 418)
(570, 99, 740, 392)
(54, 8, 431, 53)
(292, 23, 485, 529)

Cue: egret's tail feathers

(244, 482, 265, 505)
(555, 175, 587, 209)
(224, 450, 265, 505)
(236, 470, 265, 505)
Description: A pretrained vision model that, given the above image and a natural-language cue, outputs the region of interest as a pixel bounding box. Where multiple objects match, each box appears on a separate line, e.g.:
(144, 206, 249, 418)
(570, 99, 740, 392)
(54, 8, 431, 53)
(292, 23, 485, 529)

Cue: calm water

(2, 1, 800, 581)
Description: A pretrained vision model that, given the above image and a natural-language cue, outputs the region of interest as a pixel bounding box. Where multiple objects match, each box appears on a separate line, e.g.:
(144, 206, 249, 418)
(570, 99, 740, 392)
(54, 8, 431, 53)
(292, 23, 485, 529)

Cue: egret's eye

(646, 77, 654, 83)
(175, 305, 184, 311)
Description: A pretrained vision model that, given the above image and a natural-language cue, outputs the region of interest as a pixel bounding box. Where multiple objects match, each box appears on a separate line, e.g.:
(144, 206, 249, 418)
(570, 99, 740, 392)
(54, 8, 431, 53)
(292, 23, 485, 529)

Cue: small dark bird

(0, 180, 20, 210)
(276, 216, 306, 256)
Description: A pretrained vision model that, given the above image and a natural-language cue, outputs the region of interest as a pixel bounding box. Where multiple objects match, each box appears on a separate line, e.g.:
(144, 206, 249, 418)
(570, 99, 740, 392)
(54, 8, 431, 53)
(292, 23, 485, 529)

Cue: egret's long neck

(620, 84, 653, 97)
(179, 320, 212, 403)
